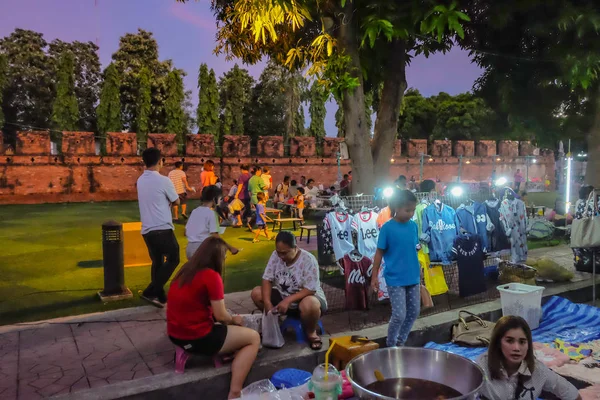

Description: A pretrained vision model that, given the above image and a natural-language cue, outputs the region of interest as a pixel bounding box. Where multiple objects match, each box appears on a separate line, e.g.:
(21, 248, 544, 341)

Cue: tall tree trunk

(586, 86, 600, 188)
(372, 40, 407, 186)
(336, 5, 373, 194)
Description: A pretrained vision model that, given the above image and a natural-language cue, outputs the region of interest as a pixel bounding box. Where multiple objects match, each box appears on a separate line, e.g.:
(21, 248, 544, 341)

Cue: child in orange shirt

(200, 160, 217, 189)
(295, 187, 305, 222)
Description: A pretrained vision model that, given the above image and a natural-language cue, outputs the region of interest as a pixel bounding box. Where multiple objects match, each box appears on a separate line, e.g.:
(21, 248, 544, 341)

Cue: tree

(219, 64, 254, 136)
(283, 69, 308, 139)
(397, 90, 497, 140)
(0, 54, 7, 129)
(0, 29, 54, 138)
(197, 64, 220, 135)
(96, 63, 122, 136)
(460, 0, 600, 184)
(308, 81, 328, 139)
(48, 39, 101, 132)
(111, 29, 174, 133)
(335, 104, 345, 137)
(51, 52, 79, 131)
(136, 67, 151, 142)
(245, 62, 287, 140)
(188, 0, 469, 192)
(165, 70, 187, 150)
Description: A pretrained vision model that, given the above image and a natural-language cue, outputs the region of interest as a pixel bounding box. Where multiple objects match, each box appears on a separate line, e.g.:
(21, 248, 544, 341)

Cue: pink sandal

(174, 347, 189, 373)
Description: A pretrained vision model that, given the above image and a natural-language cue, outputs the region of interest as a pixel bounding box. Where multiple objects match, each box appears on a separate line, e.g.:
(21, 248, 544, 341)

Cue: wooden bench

(272, 218, 302, 232)
(299, 225, 317, 244)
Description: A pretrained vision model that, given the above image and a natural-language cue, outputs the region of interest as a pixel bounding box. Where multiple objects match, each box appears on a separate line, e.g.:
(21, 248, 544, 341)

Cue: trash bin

(101, 220, 127, 297)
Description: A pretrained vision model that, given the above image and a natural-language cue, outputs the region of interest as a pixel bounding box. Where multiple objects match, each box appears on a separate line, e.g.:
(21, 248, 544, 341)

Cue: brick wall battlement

(0, 132, 554, 204)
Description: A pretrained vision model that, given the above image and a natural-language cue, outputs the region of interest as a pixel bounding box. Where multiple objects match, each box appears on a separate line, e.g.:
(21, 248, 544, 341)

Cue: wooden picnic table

(272, 217, 302, 232)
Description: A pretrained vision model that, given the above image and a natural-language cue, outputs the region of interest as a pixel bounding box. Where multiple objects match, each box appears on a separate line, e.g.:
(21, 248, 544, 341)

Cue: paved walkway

(0, 244, 591, 399)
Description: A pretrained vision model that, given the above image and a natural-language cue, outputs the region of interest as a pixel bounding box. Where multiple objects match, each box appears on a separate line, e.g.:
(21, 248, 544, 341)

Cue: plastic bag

(241, 379, 277, 397)
(229, 198, 244, 213)
(262, 311, 285, 348)
(241, 313, 262, 334)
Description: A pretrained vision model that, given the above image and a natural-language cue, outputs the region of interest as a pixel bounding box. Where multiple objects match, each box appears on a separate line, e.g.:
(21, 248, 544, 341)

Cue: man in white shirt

(168, 161, 195, 220)
(137, 148, 181, 307)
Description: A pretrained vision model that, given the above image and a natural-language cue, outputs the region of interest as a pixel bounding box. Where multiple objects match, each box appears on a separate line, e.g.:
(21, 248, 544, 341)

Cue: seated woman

(167, 237, 260, 400)
(477, 315, 581, 400)
(185, 185, 238, 260)
(250, 231, 327, 350)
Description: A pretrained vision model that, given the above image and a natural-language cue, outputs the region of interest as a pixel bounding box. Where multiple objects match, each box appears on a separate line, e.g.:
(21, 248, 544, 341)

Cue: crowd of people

(136, 148, 582, 400)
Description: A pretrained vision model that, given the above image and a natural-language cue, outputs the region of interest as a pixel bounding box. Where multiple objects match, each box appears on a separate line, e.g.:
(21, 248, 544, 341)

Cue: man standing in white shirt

(168, 161, 195, 220)
(137, 148, 181, 307)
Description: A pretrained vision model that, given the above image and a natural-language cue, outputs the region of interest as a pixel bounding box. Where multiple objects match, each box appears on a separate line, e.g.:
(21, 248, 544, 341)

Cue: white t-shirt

(263, 249, 328, 309)
(137, 170, 179, 235)
(325, 211, 355, 261)
(352, 211, 379, 258)
(185, 206, 219, 243)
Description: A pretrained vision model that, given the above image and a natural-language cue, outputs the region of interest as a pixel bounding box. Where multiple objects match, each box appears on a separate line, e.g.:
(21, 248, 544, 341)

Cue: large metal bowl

(345, 347, 484, 399)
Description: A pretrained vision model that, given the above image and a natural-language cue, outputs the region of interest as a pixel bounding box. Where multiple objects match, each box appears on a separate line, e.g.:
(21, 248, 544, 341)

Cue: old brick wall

(0, 131, 555, 204)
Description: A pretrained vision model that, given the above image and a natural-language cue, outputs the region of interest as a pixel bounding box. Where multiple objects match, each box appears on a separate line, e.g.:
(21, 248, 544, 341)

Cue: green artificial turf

(0, 200, 296, 325)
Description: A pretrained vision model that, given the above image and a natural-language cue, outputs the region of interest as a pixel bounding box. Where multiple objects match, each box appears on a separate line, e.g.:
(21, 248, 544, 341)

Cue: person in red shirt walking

(167, 237, 259, 399)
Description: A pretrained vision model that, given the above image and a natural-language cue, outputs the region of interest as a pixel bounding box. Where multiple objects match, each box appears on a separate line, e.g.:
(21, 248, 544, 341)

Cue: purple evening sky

(0, 0, 483, 136)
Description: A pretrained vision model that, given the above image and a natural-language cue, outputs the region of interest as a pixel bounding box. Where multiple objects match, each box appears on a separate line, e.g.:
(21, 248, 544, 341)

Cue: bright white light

(495, 177, 508, 186)
(383, 187, 394, 198)
(532, 159, 537, 163)
(566, 157, 572, 214)
(390, 158, 395, 163)
(451, 187, 464, 197)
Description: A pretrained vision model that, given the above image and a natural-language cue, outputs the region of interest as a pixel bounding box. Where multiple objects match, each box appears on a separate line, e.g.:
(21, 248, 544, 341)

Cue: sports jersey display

(421, 202, 459, 264)
(324, 211, 355, 261)
(352, 210, 379, 258)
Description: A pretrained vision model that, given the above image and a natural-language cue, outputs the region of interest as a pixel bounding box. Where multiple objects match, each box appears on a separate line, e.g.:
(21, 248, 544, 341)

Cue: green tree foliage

(51, 52, 80, 131)
(96, 63, 122, 135)
(0, 29, 54, 136)
(0, 54, 7, 129)
(111, 29, 174, 133)
(219, 64, 254, 136)
(187, 0, 470, 191)
(309, 81, 328, 139)
(284, 69, 308, 138)
(461, 0, 600, 185)
(136, 67, 152, 142)
(165, 70, 187, 149)
(397, 90, 496, 140)
(197, 63, 220, 135)
(48, 40, 101, 132)
(245, 62, 286, 139)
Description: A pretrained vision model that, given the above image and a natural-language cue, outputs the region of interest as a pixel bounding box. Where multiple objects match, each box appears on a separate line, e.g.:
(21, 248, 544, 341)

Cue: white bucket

(497, 283, 545, 329)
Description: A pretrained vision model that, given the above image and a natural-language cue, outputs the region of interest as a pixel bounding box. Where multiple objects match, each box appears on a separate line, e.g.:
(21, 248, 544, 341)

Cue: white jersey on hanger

(325, 211, 355, 261)
(352, 210, 379, 258)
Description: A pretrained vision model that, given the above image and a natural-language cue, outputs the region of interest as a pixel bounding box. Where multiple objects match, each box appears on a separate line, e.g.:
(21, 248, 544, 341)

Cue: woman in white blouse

(477, 315, 581, 400)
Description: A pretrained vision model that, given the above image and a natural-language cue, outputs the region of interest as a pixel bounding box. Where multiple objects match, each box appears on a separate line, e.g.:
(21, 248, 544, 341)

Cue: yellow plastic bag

(419, 250, 449, 296)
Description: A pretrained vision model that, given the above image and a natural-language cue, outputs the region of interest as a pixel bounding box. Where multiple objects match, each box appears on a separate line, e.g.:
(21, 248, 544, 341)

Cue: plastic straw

(324, 339, 337, 382)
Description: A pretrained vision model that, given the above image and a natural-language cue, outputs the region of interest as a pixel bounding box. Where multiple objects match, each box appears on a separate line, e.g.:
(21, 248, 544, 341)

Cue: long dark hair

(487, 316, 535, 380)
(173, 237, 227, 287)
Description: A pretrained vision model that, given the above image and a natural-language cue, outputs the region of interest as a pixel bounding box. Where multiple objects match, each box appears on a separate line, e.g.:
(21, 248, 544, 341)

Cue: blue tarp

(424, 296, 600, 361)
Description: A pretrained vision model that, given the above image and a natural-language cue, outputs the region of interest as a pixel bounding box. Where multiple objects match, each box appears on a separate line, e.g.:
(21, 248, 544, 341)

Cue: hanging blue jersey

(456, 205, 477, 236)
(422, 203, 459, 264)
(473, 201, 491, 253)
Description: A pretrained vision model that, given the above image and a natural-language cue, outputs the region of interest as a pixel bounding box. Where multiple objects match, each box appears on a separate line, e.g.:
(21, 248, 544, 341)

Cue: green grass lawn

(0, 200, 293, 325)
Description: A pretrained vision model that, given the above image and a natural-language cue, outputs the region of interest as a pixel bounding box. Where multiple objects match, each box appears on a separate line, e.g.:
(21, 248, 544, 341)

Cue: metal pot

(345, 347, 484, 399)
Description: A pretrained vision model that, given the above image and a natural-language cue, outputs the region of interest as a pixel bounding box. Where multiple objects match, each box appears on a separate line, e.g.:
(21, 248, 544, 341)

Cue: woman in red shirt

(167, 237, 260, 399)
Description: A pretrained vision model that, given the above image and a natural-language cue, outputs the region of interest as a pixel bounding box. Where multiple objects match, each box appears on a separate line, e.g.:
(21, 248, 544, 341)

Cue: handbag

(571, 190, 600, 248)
(451, 310, 495, 347)
(420, 285, 434, 308)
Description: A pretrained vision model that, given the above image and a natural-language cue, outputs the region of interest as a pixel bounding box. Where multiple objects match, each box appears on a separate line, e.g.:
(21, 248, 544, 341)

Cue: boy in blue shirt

(371, 189, 421, 347)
